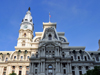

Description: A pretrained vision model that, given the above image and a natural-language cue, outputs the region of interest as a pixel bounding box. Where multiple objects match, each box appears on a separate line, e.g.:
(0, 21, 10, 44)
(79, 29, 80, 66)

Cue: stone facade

(0, 8, 100, 75)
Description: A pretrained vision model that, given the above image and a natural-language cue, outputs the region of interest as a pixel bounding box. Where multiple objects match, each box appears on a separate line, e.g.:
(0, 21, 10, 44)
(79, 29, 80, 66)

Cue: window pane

(48, 70, 52, 73)
(48, 65, 52, 68)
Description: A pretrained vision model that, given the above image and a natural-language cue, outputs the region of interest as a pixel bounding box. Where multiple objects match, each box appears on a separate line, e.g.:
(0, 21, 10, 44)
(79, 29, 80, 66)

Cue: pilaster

(75, 66, 79, 75)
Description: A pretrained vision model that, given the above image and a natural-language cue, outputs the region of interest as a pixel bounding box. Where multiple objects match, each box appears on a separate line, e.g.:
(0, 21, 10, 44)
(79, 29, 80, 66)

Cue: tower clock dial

(24, 25, 28, 29)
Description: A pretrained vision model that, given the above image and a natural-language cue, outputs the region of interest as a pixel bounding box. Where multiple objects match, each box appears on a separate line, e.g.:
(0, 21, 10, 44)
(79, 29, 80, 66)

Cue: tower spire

(21, 7, 33, 23)
(20, 7, 34, 31)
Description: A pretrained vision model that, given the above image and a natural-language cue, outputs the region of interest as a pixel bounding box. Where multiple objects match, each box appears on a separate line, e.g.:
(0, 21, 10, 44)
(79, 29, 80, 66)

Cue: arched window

(27, 56, 29, 59)
(48, 65, 53, 73)
(62, 55, 65, 58)
(24, 33, 26, 37)
(85, 56, 87, 61)
(6, 58, 8, 61)
(48, 34, 52, 40)
(36, 54, 38, 58)
(14, 56, 16, 59)
(93, 57, 95, 61)
(21, 56, 23, 60)
(78, 56, 80, 61)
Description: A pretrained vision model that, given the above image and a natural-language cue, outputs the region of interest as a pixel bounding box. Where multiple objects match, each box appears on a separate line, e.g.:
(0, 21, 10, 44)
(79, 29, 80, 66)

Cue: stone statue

(28, 7, 31, 11)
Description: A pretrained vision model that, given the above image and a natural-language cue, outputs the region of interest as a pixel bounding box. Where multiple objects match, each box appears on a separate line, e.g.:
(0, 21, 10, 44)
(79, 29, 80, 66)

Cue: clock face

(24, 25, 28, 29)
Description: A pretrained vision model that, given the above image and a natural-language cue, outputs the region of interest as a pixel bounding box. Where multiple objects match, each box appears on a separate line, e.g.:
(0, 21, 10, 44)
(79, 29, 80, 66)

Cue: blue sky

(0, 0, 100, 51)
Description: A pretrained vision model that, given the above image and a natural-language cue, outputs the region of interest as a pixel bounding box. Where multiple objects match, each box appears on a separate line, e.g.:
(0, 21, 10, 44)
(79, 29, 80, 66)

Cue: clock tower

(15, 7, 34, 49)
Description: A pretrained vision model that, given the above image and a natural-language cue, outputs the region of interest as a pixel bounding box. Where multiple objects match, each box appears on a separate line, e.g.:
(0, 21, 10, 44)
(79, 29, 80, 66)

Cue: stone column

(0, 67, 1, 75)
(58, 49, 59, 56)
(22, 66, 26, 75)
(33, 63, 34, 74)
(29, 63, 32, 73)
(82, 66, 86, 74)
(38, 63, 40, 73)
(8, 66, 12, 75)
(43, 62, 45, 73)
(57, 49, 58, 56)
(39, 62, 41, 72)
(41, 62, 42, 72)
(15, 66, 18, 75)
(69, 63, 72, 73)
(54, 68, 55, 75)
(75, 66, 79, 75)
(32, 63, 34, 73)
(47, 67, 48, 75)
(1, 66, 4, 75)
(67, 63, 69, 73)
(6, 66, 9, 75)
(42, 62, 44, 72)
(56, 62, 57, 72)
(59, 62, 60, 72)
(61, 63, 62, 73)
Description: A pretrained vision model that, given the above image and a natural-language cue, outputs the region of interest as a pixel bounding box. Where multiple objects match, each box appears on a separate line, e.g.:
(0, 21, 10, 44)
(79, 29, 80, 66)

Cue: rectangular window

(72, 66, 74, 70)
(79, 66, 81, 70)
(35, 63, 38, 67)
(63, 69, 66, 74)
(4, 67, 7, 71)
(12, 66, 15, 69)
(22, 44, 25, 46)
(19, 66, 22, 69)
(72, 71, 75, 75)
(26, 66, 29, 69)
(3, 72, 6, 75)
(48, 70, 52, 73)
(35, 69, 37, 74)
(63, 64, 66, 67)
(19, 71, 22, 75)
(79, 71, 82, 75)
(86, 66, 88, 70)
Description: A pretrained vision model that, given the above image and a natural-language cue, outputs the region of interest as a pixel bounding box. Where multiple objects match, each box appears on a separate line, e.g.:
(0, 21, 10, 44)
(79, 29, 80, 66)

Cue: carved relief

(59, 37, 66, 42)
(34, 37, 41, 42)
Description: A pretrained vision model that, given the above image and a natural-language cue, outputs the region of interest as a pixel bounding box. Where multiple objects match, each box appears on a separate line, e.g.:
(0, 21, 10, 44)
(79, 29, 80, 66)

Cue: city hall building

(0, 8, 100, 75)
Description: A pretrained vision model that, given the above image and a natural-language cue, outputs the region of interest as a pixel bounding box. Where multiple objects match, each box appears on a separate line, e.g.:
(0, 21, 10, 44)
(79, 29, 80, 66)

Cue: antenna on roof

(49, 12, 51, 22)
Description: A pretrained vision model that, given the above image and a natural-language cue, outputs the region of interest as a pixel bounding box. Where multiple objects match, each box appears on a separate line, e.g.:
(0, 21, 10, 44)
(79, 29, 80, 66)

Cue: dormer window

(25, 19, 28, 21)
(48, 34, 52, 40)
(30, 19, 32, 22)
